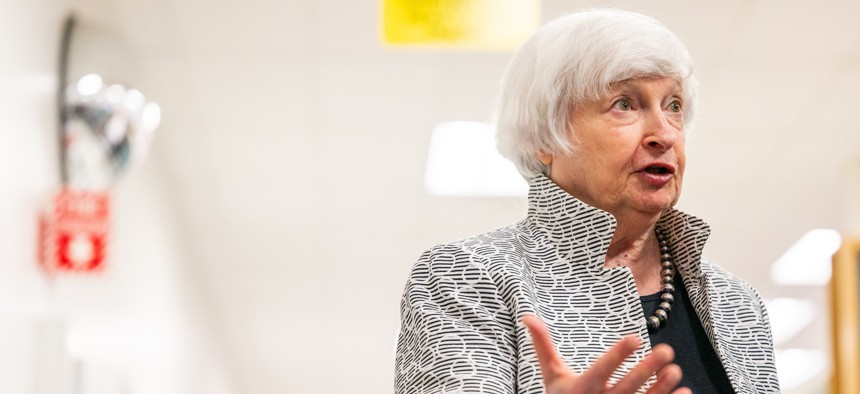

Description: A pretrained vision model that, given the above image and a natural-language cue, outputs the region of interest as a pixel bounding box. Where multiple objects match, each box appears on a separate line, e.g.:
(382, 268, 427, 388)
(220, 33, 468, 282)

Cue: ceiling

(69, 0, 860, 392)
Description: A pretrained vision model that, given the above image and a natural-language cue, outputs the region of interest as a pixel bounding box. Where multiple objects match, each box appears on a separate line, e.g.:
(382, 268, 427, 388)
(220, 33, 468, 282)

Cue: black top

(641, 276, 735, 393)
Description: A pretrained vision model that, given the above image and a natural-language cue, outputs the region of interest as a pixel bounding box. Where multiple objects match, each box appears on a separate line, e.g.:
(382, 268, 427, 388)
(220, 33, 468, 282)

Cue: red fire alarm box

(39, 188, 110, 273)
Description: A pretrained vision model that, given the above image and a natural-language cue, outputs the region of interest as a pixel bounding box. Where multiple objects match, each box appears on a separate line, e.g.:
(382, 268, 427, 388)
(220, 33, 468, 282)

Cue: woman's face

(542, 77, 686, 218)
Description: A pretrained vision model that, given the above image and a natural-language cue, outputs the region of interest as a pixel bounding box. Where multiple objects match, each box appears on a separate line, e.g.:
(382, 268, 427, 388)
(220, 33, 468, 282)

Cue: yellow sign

(382, 0, 540, 50)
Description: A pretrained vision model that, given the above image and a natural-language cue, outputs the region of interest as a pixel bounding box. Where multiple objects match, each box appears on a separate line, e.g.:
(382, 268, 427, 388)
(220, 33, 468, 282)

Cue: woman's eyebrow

(608, 79, 636, 91)
(607, 80, 685, 98)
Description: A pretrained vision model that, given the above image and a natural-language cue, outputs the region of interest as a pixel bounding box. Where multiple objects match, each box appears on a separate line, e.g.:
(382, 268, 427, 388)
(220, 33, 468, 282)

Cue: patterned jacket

(395, 174, 780, 393)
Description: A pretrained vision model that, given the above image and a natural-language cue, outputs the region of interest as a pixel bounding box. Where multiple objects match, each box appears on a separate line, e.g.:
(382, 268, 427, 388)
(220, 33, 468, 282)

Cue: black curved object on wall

(58, 14, 75, 184)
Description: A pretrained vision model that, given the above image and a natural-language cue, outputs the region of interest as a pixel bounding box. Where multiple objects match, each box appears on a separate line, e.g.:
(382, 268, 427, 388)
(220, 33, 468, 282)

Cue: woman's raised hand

(522, 315, 691, 394)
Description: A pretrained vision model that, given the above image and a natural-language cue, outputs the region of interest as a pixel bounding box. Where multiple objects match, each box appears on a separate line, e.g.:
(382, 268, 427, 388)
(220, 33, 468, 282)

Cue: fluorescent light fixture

(424, 121, 527, 197)
(766, 298, 815, 346)
(770, 229, 841, 286)
(775, 348, 826, 390)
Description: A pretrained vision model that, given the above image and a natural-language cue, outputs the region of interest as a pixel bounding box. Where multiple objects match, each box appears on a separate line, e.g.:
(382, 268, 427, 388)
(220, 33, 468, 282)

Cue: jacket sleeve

(705, 260, 782, 393)
(395, 244, 518, 394)
(745, 281, 782, 392)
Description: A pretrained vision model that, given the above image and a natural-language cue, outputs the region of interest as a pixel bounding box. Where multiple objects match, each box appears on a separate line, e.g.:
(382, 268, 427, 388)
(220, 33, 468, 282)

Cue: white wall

(0, 4, 62, 390)
(0, 1, 229, 393)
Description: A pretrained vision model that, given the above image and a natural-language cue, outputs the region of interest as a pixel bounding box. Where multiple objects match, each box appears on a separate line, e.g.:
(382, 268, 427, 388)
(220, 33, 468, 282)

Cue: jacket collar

(525, 174, 710, 278)
(525, 175, 763, 391)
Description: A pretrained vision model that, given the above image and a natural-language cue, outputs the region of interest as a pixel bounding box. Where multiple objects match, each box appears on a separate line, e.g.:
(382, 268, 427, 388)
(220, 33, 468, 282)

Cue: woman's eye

(612, 99, 632, 111)
(668, 100, 682, 113)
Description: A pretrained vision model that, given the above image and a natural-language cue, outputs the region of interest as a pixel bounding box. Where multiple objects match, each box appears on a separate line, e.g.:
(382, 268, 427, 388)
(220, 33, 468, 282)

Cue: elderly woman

(395, 9, 779, 394)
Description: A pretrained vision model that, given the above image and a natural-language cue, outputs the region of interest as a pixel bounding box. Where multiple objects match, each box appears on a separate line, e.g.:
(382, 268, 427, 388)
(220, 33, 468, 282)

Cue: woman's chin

(635, 195, 679, 214)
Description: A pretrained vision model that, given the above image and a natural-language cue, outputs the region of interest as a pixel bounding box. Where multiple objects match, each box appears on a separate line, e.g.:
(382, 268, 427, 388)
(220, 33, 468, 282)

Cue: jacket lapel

(658, 211, 750, 392)
(525, 175, 772, 393)
(684, 270, 753, 393)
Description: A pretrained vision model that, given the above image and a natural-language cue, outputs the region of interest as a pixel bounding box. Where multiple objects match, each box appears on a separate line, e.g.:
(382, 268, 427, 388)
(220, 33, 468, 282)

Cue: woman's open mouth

(643, 166, 671, 175)
(640, 163, 676, 175)
(638, 163, 676, 186)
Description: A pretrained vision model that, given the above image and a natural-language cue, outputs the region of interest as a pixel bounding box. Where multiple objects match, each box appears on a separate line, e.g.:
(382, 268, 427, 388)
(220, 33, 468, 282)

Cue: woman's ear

(537, 152, 553, 166)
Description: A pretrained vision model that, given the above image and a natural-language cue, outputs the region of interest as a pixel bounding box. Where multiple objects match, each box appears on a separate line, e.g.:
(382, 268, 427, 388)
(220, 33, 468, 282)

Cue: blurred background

(3, 0, 860, 393)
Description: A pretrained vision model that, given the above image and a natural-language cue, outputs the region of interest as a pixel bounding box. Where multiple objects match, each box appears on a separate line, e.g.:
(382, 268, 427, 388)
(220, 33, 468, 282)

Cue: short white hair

(495, 9, 698, 179)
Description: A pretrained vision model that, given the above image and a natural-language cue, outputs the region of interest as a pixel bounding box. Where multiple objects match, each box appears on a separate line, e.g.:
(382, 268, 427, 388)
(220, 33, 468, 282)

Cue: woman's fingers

(523, 314, 687, 394)
(643, 362, 687, 394)
(579, 335, 641, 388)
(610, 343, 676, 393)
(522, 315, 567, 381)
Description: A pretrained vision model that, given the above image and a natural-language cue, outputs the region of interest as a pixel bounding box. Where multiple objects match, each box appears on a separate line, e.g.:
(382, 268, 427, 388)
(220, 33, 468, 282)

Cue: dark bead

(662, 261, 674, 269)
(661, 253, 671, 260)
(661, 293, 674, 303)
(660, 246, 669, 253)
(647, 316, 660, 331)
(658, 302, 672, 312)
(654, 309, 668, 323)
(661, 268, 674, 277)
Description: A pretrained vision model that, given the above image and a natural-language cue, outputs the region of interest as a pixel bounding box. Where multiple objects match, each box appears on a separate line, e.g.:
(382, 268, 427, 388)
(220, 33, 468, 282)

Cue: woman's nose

(643, 109, 678, 150)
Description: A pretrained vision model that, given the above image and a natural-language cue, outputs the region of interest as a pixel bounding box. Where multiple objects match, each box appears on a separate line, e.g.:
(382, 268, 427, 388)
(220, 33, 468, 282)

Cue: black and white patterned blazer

(395, 174, 780, 393)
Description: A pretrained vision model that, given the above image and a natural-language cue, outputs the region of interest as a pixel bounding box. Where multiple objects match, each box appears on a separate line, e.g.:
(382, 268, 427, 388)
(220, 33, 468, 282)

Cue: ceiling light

(775, 348, 826, 390)
(770, 229, 841, 286)
(75, 73, 103, 96)
(123, 89, 145, 112)
(424, 121, 526, 197)
(141, 103, 161, 132)
(766, 298, 815, 346)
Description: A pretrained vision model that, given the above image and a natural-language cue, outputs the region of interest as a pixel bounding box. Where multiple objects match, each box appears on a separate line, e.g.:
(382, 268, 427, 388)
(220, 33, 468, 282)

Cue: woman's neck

(605, 214, 664, 295)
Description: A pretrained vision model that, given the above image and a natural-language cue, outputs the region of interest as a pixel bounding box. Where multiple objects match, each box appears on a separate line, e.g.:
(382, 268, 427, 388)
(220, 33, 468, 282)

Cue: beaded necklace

(645, 228, 676, 333)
